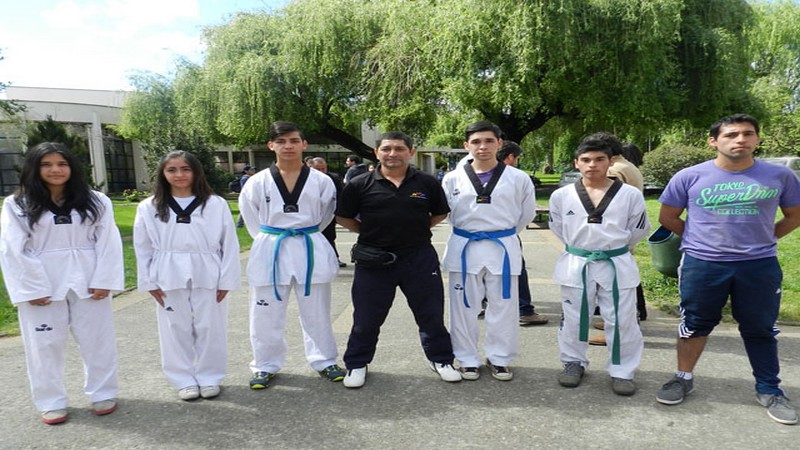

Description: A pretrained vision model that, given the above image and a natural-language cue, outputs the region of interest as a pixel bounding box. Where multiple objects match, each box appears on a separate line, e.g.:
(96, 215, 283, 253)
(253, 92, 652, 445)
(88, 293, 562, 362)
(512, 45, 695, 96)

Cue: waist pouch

(351, 243, 398, 268)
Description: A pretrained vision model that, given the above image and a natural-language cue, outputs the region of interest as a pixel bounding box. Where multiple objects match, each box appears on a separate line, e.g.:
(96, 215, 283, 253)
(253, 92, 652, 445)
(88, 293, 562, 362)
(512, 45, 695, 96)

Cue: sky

(0, 0, 289, 91)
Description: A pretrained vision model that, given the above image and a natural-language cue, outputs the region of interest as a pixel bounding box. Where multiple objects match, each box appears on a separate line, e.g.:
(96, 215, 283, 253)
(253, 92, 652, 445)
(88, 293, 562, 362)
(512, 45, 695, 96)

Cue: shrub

(641, 144, 714, 187)
(121, 188, 149, 202)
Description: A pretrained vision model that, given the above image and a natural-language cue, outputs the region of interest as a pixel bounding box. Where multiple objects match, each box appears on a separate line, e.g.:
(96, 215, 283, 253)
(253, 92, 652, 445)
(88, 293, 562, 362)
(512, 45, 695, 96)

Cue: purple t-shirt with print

(659, 159, 800, 261)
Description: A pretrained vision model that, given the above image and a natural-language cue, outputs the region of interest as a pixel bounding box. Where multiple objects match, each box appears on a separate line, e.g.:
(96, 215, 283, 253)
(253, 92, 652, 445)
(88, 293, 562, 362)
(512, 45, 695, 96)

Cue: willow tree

(363, 0, 756, 144)
(747, 0, 800, 155)
(175, 0, 390, 160)
(116, 72, 228, 191)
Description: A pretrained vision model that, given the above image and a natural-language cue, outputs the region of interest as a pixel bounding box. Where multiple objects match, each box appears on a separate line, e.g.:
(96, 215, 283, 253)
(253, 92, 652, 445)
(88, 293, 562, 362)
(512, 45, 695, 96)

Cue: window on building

(103, 127, 136, 193)
(0, 134, 24, 196)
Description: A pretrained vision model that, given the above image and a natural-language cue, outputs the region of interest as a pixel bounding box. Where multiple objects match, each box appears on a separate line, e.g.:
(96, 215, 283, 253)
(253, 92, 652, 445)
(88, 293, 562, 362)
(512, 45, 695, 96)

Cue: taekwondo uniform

(134, 194, 241, 390)
(239, 164, 340, 374)
(549, 179, 650, 379)
(442, 162, 536, 368)
(0, 192, 123, 412)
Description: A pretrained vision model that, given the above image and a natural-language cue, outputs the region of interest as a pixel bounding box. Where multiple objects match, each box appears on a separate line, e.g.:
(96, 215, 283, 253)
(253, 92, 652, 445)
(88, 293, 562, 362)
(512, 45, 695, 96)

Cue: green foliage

(121, 189, 149, 203)
(116, 72, 229, 193)
(747, 1, 800, 156)
(128, 0, 761, 165)
(183, 1, 387, 158)
(364, 0, 754, 145)
(27, 116, 88, 154)
(640, 144, 714, 187)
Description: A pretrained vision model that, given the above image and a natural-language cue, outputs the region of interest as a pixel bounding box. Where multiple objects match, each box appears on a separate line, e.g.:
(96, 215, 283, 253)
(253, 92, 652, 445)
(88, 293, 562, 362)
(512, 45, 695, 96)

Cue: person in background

(0, 142, 124, 424)
(236, 165, 257, 228)
(476, 141, 548, 326)
(311, 156, 347, 268)
(344, 155, 368, 183)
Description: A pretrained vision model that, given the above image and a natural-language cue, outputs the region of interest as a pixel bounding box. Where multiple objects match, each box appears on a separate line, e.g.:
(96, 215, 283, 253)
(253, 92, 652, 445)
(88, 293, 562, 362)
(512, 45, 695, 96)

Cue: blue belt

(565, 244, 628, 365)
(260, 225, 319, 301)
(453, 227, 516, 308)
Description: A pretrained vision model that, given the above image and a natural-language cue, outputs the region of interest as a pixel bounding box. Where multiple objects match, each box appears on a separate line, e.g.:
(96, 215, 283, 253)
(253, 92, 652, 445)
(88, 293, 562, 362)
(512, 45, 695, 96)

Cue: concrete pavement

(1, 221, 799, 449)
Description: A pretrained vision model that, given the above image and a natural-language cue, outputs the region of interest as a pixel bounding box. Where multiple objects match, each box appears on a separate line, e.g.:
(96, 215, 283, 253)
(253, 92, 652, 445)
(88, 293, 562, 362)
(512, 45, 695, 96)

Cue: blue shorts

(678, 254, 782, 338)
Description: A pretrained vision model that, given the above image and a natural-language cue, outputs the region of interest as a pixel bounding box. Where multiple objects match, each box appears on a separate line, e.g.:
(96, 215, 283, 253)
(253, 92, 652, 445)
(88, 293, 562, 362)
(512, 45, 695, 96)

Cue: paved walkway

(1, 222, 799, 449)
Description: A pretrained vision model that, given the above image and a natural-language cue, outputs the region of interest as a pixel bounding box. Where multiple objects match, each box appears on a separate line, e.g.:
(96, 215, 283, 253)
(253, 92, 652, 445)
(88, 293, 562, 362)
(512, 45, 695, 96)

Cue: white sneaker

(343, 367, 367, 388)
(200, 385, 220, 399)
(429, 361, 462, 382)
(178, 385, 200, 401)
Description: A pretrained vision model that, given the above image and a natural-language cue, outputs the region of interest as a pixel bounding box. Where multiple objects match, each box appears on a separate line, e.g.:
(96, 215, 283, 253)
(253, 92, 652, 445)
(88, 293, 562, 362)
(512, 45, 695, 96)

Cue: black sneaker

(656, 376, 694, 405)
(486, 359, 513, 381)
(319, 364, 346, 382)
(250, 371, 275, 390)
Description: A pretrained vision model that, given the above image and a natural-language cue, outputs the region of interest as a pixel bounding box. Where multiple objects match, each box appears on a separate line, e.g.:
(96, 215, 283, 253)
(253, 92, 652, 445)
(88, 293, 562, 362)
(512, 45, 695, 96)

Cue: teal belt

(453, 227, 516, 308)
(565, 245, 628, 365)
(260, 225, 319, 301)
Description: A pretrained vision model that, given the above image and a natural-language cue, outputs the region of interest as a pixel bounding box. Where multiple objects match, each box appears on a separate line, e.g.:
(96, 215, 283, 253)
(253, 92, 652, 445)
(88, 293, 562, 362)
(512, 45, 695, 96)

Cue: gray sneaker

(756, 393, 798, 425)
(656, 376, 694, 405)
(612, 378, 636, 396)
(558, 362, 585, 387)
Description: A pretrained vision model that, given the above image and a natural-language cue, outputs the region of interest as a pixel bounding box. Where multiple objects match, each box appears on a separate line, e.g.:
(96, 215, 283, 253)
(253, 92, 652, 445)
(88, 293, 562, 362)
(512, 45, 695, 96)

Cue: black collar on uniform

(167, 196, 203, 223)
(575, 178, 623, 224)
(270, 163, 311, 213)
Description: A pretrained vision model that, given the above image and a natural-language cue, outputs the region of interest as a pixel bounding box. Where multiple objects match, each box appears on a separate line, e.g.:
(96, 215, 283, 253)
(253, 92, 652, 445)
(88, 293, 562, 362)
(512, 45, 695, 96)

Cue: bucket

(647, 225, 682, 278)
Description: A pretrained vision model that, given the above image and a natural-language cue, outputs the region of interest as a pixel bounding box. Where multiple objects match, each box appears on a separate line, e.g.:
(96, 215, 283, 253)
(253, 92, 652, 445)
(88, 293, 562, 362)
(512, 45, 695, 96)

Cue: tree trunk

(319, 123, 376, 162)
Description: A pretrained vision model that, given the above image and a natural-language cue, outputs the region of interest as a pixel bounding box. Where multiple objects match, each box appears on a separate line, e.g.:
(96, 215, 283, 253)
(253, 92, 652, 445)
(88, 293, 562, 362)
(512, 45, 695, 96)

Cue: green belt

(565, 245, 629, 365)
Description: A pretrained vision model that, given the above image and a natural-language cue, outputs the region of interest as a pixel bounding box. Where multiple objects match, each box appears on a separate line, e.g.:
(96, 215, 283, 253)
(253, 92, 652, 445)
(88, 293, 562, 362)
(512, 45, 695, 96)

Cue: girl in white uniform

(0, 142, 124, 425)
(134, 151, 241, 401)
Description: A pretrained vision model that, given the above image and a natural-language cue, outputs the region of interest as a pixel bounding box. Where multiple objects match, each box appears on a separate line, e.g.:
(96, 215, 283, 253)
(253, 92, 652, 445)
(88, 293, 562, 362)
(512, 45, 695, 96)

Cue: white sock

(676, 371, 693, 380)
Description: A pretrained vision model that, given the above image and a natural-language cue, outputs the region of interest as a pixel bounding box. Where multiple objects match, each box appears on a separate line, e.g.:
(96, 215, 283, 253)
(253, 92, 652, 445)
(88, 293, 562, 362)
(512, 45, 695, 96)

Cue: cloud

(14, 0, 204, 89)
(41, 0, 199, 31)
(1, 0, 284, 90)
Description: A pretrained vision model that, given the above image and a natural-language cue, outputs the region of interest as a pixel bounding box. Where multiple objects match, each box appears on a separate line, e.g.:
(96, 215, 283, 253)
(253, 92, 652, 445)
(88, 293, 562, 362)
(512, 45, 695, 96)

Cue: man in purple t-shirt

(655, 114, 800, 425)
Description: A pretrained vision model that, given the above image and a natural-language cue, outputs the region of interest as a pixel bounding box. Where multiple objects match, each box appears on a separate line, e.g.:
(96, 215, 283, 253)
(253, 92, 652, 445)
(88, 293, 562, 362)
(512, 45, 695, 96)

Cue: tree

(116, 72, 229, 192)
(747, 0, 800, 156)
(364, 0, 756, 144)
(175, 1, 390, 160)
(125, 0, 762, 166)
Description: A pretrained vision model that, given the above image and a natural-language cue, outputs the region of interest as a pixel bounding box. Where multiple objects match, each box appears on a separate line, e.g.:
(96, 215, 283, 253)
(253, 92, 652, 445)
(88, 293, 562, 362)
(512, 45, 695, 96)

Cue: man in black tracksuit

(336, 131, 460, 388)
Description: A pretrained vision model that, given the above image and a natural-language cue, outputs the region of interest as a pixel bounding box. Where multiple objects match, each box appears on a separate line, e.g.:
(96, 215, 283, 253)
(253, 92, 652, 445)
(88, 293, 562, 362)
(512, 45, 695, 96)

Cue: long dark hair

(15, 142, 102, 228)
(153, 150, 214, 222)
